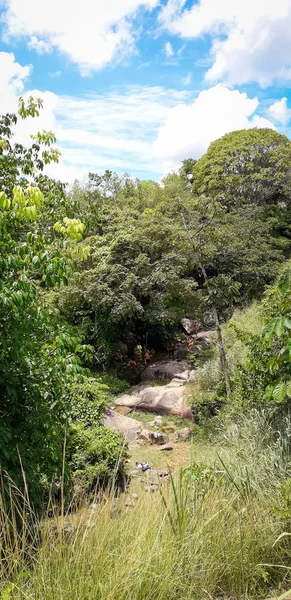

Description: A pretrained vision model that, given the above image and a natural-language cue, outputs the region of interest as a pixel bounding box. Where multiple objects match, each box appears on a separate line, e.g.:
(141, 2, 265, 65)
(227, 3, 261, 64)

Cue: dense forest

(2, 98, 291, 599)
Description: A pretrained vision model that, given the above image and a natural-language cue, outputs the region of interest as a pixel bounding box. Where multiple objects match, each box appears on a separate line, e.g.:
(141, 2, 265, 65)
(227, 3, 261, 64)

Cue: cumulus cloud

(28, 35, 52, 54)
(0, 52, 280, 183)
(269, 97, 291, 126)
(0, 51, 32, 113)
(1, 0, 158, 75)
(164, 41, 174, 57)
(0, 51, 193, 181)
(159, 0, 291, 87)
(152, 85, 275, 171)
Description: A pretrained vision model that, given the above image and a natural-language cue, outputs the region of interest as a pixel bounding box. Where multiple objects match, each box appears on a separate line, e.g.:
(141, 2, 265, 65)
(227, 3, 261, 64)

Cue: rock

(203, 311, 216, 328)
(175, 371, 190, 381)
(115, 384, 192, 418)
(141, 360, 189, 382)
(163, 424, 176, 432)
(181, 318, 198, 335)
(149, 432, 169, 445)
(168, 378, 186, 387)
(103, 409, 142, 442)
(154, 415, 164, 426)
(114, 406, 132, 416)
(144, 469, 170, 489)
(189, 370, 198, 382)
(138, 428, 151, 441)
(196, 330, 215, 344)
(174, 427, 193, 442)
(159, 444, 174, 451)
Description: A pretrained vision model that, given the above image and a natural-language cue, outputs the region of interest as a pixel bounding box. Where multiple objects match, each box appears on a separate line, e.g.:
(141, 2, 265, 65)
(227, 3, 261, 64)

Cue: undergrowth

(1, 410, 291, 600)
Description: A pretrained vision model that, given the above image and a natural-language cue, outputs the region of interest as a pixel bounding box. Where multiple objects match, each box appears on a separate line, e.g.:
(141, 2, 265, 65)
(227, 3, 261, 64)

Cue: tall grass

(1, 412, 291, 600)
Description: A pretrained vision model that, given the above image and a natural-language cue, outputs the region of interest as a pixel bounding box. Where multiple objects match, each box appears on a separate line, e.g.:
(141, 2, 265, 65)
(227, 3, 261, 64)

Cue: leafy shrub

(66, 378, 109, 426)
(68, 423, 127, 491)
(66, 377, 128, 492)
(97, 373, 130, 396)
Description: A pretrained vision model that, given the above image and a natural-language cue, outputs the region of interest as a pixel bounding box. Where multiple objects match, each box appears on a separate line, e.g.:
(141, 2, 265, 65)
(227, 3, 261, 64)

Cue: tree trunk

(198, 262, 231, 400)
(212, 305, 231, 400)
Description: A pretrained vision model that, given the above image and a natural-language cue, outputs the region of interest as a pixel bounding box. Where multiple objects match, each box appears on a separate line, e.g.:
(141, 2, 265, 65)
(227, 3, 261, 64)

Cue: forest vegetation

(2, 98, 291, 598)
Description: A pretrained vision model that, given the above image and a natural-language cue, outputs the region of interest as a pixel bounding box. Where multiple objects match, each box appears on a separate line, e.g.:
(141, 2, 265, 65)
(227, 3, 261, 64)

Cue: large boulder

(115, 383, 192, 418)
(103, 409, 143, 442)
(181, 318, 197, 335)
(141, 360, 189, 382)
(203, 311, 216, 328)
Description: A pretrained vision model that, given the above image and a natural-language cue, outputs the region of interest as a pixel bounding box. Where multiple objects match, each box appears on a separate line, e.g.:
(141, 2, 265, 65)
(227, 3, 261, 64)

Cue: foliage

(194, 128, 291, 209)
(58, 134, 291, 369)
(68, 424, 126, 491)
(66, 378, 109, 427)
(0, 99, 123, 503)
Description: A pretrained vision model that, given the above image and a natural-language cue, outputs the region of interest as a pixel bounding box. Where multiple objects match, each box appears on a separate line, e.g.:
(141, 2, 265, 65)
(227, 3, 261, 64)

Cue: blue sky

(1, 0, 291, 183)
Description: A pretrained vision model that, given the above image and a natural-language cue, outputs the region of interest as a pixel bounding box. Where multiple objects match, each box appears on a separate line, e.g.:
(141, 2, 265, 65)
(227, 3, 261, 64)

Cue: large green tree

(194, 128, 291, 209)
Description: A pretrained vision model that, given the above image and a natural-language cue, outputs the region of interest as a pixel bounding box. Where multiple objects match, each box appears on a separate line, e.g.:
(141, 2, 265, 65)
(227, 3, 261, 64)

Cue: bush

(65, 377, 128, 492)
(68, 423, 127, 492)
(66, 378, 109, 426)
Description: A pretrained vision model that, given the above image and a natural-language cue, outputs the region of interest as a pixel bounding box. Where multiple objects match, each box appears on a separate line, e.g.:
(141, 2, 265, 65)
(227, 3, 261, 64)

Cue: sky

(1, 0, 291, 183)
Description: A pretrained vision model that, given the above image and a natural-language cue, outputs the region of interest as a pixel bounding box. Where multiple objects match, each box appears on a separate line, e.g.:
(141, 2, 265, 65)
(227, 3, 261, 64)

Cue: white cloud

(152, 85, 275, 171)
(27, 35, 52, 54)
(2, 0, 158, 75)
(0, 52, 192, 181)
(52, 86, 191, 179)
(0, 52, 281, 183)
(0, 51, 32, 113)
(182, 72, 192, 86)
(164, 41, 174, 57)
(269, 97, 291, 125)
(159, 0, 291, 87)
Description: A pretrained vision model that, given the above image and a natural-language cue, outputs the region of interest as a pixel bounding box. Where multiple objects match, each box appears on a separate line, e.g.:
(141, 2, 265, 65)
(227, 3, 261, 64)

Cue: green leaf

(272, 381, 287, 403)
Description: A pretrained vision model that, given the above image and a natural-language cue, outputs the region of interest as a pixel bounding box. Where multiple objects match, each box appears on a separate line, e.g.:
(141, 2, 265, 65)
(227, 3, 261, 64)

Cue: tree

(194, 128, 291, 209)
(0, 99, 126, 501)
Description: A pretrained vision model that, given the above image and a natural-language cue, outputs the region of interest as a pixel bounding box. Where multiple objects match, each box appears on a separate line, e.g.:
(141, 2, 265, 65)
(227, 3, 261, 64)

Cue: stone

(189, 370, 198, 382)
(174, 371, 190, 381)
(158, 444, 174, 451)
(203, 311, 216, 328)
(174, 427, 193, 442)
(163, 424, 176, 431)
(115, 383, 192, 418)
(149, 432, 169, 445)
(103, 409, 142, 442)
(114, 406, 132, 416)
(138, 428, 151, 441)
(168, 378, 185, 387)
(196, 330, 215, 344)
(154, 415, 164, 426)
(141, 360, 189, 382)
(181, 318, 198, 335)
